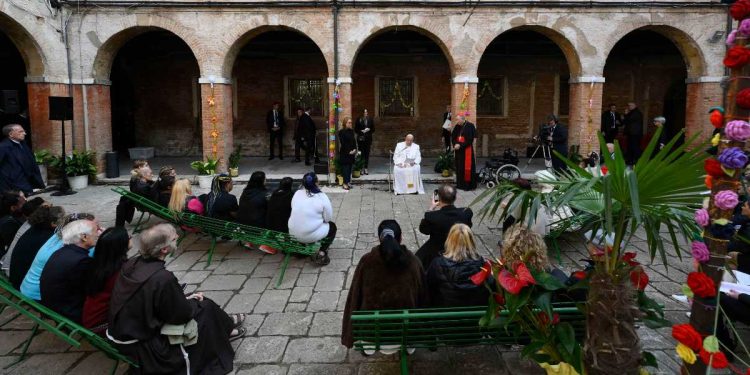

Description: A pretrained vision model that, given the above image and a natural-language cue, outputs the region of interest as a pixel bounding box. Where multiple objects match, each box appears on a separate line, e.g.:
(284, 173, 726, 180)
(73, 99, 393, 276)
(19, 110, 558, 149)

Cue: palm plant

(475, 128, 707, 373)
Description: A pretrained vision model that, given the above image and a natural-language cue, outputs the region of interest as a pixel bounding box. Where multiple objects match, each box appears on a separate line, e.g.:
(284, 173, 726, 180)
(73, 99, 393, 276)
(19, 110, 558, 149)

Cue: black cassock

(108, 256, 234, 375)
(451, 121, 477, 190)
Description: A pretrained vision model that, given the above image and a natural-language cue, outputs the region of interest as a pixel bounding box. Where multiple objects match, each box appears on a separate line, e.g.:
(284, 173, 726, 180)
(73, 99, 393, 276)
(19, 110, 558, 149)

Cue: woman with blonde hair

(168, 179, 203, 215)
(426, 223, 493, 307)
(338, 117, 357, 190)
(501, 223, 570, 285)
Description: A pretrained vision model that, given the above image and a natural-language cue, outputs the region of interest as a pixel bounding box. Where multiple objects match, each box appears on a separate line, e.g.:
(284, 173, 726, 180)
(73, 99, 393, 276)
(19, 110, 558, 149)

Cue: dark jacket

(237, 186, 269, 228)
(426, 257, 493, 307)
(9, 225, 54, 289)
(0, 214, 23, 257)
(601, 111, 620, 133)
(623, 108, 644, 137)
(415, 205, 473, 269)
(39, 244, 93, 323)
(338, 128, 357, 165)
(548, 123, 568, 156)
(266, 109, 286, 132)
(354, 116, 374, 142)
(295, 113, 316, 142)
(0, 138, 44, 194)
(266, 188, 294, 233)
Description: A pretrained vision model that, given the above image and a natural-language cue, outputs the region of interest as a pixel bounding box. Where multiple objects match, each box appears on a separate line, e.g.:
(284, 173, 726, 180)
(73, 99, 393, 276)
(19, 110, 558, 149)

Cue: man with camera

(415, 184, 473, 269)
(542, 114, 568, 171)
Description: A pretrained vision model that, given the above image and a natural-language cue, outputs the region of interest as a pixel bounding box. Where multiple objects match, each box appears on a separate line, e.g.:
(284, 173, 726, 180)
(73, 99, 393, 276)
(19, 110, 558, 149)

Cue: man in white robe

(392, 134, 424, 195)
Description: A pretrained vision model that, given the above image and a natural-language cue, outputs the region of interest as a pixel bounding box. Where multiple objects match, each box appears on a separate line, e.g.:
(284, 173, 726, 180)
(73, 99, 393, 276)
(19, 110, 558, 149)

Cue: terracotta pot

(353, 170, 361, 178)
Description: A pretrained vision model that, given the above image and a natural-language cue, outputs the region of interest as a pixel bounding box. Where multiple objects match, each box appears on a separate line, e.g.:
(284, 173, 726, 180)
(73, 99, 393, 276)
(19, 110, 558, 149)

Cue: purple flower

(695, 208, 709, 227)
(718, 147, 748, 169)
(728, 30, 738, 46)
(715, 190, 740, 210)
(691, 241, 710, 263)
(740, 19, 750, 36)
(726, 120, 750, 141)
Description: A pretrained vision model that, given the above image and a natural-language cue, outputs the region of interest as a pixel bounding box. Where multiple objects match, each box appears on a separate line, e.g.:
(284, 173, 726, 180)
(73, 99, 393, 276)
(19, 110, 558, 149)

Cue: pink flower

(695, 208, 709, 227)
(691, 241, 710, 263)
(725, 120, 750, 141)
(728, 30, 738, 46)
(740, 19, 750, 36)
(715, 190, 739, 210)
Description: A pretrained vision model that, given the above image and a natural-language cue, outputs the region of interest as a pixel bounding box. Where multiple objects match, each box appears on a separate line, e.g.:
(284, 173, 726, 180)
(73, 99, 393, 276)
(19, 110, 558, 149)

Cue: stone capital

(569, 76, 606, 84)
(327, 77, 353, 84)
(198, 76, 232, 85)
(452, 76, 479, 84)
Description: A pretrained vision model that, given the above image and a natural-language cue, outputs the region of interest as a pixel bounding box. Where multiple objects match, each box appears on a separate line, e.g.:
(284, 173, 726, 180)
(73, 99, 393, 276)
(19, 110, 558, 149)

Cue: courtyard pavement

(0, 182, 702, 374)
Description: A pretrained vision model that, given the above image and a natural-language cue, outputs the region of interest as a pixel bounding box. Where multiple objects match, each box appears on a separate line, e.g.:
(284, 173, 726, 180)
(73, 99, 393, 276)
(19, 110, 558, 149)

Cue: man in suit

(622, 102, 644, 165)
(293, 108, 317, 165)
(355, 109, 374, 175)
(415, 184, 473, 269)
(0, 124, 44, 196)
(601, 103, 620, 143)
(545, 115, 568, 171)
(266, 102, 286, 160)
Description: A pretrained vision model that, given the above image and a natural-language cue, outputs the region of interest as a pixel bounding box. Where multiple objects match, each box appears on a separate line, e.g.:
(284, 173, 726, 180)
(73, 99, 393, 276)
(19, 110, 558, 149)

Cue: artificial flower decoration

(711, 133, 721, 147)
(703, 335, 720, 353)
(708, 222, 736, 239)
(687, 272, 717, 298)
(695, 208, 710, 227)
(629, 268, 649, 291)
(732, 0, 750, 21)
(715, 190, 740, 210)
(699, 348, 729, 369)
(709, 107, 724, 129)
(691, 241, 710, 263)
(726, 120, 750, 141)
(737, 89, 750, 110)
(727, 29, 738, 47)
(724, 45, 750, 69)
(672, 323, 703, 351)
(675, 343, 697, 365)
(705, 175, 713, 189)
(704, 158, 724, 177)
(470, 260, 492, 286)
(741, 19, 750, 36)
(718, 147, 749, 169)
(499, 262, 535, 295)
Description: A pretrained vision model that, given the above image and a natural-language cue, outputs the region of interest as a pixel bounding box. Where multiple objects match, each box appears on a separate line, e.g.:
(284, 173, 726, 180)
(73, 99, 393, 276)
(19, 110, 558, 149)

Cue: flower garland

(459, 81, 470, 117)
(207, 86, 220, 159)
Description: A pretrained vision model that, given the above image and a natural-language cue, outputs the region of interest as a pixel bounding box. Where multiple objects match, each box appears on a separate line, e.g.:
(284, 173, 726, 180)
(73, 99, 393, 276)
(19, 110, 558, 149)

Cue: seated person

(1, 197, 46, 275)
(289, 172, 336, 265)
(426, 224, 493, 307)
(201, 174, 238, 221)
(416, 184, 473, 269)
(155, 166, 176, 207)
(0, 190, 27, 257)
(501, 178, 550, 236)
(107, 224, 242, 374)
(9, 205, 64, 289)
(82, 227, 130, 331)
(267, 177, 295, 233)
(115, 160, 156, 226)
(40, 218, 100, 322)
(168, 179, 204, 215)
(341, 220, 426, 350)
(392, 134, 424, 195)
(21, 213, 96, 301)
(238, 171, 269, 228)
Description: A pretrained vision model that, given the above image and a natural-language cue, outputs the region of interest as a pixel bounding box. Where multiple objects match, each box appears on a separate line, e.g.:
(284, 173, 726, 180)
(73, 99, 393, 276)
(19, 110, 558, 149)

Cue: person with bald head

(0, 124, 44, 195)
(451, 115, 477, 190)
(392, 134, 424, 195)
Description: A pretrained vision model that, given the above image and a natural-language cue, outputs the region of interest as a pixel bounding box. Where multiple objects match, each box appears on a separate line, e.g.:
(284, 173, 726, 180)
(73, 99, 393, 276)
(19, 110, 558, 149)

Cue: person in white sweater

(289, 172, 336, 265)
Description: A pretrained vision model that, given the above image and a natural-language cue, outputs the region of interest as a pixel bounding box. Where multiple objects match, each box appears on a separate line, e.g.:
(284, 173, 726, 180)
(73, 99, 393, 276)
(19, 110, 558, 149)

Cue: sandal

(230, 313, 246, 329)
(229, 326, 246, 342)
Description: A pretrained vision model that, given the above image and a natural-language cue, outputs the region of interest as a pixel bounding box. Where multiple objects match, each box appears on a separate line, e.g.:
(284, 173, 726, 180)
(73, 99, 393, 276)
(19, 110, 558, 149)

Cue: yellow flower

(711, 133, 721, 147)
(540, 362, 580, 375)
(676, 343, 697, 364)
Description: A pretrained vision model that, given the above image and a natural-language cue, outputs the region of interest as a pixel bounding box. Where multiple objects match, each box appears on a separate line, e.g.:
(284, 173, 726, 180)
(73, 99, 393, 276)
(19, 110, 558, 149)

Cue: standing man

(442, 104, 452, 152)
(266, 102, 286, 160)
(415, 184, 473, 269)
(355, 109, 374, 175)
(600, 103, 620, 143)
(622, 102, 644, 165)
(451, 115, 477, 190)
(0, 124, 44, 196)
(545, 115, 568, 172)
(293, 107, 317, 166)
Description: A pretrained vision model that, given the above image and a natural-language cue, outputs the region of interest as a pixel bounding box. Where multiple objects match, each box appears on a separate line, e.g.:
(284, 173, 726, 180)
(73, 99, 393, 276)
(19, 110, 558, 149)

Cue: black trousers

(341, 163, 353, 184)
(603, 129, 618, 143)
(442, 129, 451, 151)
(294, 139, 314, 162)
(320, 222, 336, 253)
(626, 135, 642, 165)
(269, 130, 283, 158)
(361, 139, 372, 168)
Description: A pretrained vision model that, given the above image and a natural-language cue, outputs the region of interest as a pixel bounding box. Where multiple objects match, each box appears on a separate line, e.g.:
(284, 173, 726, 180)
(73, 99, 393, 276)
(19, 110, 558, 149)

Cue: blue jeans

(341, 163, 353, 184)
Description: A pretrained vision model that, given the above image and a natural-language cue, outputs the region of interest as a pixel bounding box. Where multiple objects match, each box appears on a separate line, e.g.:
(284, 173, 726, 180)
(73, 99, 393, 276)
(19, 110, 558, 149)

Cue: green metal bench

(112, 187, 331, 287)
(350, 303, 584, 375)
(0, 275, 137, 374)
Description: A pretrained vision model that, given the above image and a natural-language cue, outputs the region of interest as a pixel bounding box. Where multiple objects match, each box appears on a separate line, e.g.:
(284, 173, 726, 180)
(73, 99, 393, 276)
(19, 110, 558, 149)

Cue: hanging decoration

(379, 81, 414, 114)
(207, 83, 220, 160)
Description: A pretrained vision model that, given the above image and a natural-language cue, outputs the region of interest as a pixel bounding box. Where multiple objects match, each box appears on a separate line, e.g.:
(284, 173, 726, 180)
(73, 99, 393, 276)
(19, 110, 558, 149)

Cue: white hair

(139, 223, 177, 259)
(653, 116, 666, 124)
(61, 220, 95, 245)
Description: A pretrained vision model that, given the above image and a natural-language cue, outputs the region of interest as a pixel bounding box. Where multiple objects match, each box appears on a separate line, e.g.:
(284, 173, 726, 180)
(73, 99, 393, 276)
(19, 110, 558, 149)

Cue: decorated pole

(675, 2, 750, 373)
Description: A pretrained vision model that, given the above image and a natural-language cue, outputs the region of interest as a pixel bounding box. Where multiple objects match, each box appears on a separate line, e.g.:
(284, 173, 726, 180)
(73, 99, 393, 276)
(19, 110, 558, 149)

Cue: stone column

(199, 77, 233, 173)
(568, 76, 604, 155)
(685, 77, 724, 140)
(326, 77, 352, 182)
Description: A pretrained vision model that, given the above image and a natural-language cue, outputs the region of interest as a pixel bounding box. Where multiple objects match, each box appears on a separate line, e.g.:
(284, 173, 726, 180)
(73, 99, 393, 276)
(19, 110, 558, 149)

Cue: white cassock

(393, 141, 424, 195)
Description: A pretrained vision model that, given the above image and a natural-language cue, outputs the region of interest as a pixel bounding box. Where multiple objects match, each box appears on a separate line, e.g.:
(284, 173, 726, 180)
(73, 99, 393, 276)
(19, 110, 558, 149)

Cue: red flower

(699, 348, 729, 369)
(724, 46, 750, 69)
(672, 323, 703, 351)
(705, 175, 713, 189)
(738, 89, 750, 110)
(493, 292, 505, 306)
(600, 165, 608, 175)
(470, 260, 492, 286)
(731, 0, 750, 21)
(710, 110, 724, 129)
(629, 268, 649, 291)
(704, 158, 725, 178)
(499, 262, 536, 295)
(537, 311, 560, 327)
(687, 272, 717, 299)
(571, 270, 587, 280)
(622, 252, 640, 266)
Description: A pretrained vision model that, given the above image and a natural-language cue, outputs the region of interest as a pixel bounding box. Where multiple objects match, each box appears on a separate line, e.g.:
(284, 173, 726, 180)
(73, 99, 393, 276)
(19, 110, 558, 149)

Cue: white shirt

(288, 189, 333, 243)
(393, 142, 421, 166)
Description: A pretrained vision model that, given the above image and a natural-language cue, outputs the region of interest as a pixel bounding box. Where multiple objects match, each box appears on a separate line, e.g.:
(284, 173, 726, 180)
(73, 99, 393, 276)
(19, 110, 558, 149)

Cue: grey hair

(61, 220, 96, 245)
(653, 116, 666, 124)
(139, 223, 177, 259)
(2, 124, 21, 137)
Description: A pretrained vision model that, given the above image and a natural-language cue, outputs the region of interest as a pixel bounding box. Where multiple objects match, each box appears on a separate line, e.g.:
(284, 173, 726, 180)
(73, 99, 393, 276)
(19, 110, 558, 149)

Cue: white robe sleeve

(393, 143, 406, 165)
(413, 144, 422, 165)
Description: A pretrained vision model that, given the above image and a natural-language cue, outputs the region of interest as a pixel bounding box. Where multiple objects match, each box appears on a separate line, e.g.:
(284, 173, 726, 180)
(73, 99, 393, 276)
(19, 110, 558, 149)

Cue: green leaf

(642, 314, 672, 329)
(642, 351, 658, 368)
(534, 292, 553, 319)
(555, 322, 576, 356)
(534, 271, 565, 291)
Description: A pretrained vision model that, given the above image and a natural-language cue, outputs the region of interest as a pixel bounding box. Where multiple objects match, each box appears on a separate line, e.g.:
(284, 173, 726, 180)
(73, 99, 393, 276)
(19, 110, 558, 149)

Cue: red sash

(457, 135, 472, 182)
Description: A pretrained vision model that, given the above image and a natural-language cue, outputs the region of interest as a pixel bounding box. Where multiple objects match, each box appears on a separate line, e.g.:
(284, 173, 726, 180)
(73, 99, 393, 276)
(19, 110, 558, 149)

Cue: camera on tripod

(531, 124, 554, 145)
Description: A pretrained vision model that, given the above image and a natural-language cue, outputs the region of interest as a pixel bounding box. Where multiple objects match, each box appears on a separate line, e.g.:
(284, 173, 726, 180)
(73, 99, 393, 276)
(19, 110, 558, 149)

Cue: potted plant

(62, 150, 97, 190)
(228, 145, 242, 177)
(34, 149, 52, 185)
(435, 150, 455, 177)
(476, 128, 705, 374)
(190, 157, 219, 189)
(352, 154, 365, 178)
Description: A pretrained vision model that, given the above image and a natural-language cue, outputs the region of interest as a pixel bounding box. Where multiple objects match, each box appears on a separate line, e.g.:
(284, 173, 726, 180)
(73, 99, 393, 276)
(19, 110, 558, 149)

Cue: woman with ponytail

(201, 174, 238, 222)
(341, 220, 426, 349)
(289, 172, 336, 265)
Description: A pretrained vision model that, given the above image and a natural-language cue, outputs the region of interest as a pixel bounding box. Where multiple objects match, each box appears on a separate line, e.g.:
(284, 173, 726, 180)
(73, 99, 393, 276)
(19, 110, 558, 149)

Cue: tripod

(522, 139, 552, 173)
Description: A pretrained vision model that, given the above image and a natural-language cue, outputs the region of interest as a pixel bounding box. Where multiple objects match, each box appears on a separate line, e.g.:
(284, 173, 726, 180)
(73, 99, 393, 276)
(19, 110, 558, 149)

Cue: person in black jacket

(354, 109, 374, 175)
(622, 102, 644, 165)
(600, 104, 620, 143)
(293, 108, 317, 166)
(267, 177, 294, 233)
(0, 124, 44, 195)
(426, 223, 492, 307)
(115, 160, 155, 226)
(9, 205, 64, 289)
(415, 184, 473, 269)
(0, 191, 27, 258)
(238, 171, 269, 228)
(338, 118, 357, 190)
(544, 115, 568, 172)
(266, 102, 286, 160)
(155, 166, 176, 207)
